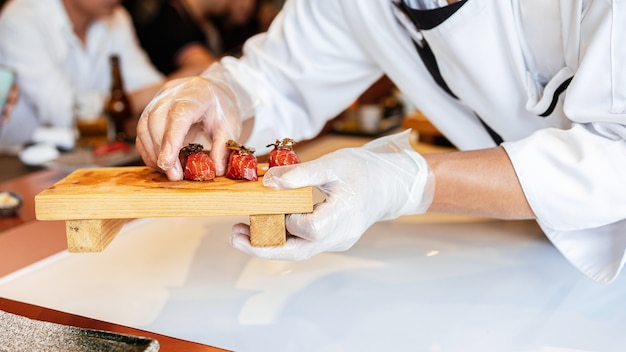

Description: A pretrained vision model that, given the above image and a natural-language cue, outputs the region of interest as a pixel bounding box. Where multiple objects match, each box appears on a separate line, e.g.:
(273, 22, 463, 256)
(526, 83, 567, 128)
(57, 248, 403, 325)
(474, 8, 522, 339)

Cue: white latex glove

(230, 130, 435, 260)
(136, 63, 254, 180)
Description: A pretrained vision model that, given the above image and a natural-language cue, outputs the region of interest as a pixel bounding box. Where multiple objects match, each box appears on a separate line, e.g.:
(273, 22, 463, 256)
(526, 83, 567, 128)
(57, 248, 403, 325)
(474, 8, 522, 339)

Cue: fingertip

(165, 165, 183, 181)
(261, 173, 279, 189)
(157, 144, 177, 172)
(230, 223, 250, 245)
(262, 165, 303, 189)
(232, 223, 250, 234)
(209, 146, 229, 177)
(214, 158, 226, 177)
(229, 232, 248, 248)
(157, 156, 173, 172)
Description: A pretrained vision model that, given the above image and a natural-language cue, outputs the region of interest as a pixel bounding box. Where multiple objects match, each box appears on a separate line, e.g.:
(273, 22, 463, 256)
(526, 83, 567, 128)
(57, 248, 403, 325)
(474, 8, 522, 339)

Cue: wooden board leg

(65, 219, 130, 253)
(249, 214, 286, 247)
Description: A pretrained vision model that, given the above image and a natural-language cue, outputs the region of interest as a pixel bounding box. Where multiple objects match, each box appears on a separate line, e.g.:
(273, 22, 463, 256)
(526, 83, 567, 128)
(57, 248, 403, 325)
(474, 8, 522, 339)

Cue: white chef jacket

(220, 0, 626, 283)
(0, 0, 163, 153)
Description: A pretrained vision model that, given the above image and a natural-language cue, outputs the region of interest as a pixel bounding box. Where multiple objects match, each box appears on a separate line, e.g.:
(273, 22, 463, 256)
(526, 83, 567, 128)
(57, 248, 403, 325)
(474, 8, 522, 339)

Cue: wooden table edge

(0, 297, 231, 352)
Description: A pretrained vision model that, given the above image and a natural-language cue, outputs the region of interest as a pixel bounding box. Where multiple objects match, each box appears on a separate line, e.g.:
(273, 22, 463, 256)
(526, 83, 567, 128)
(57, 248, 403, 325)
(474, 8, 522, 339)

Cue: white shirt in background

(0, 0, 163, 153)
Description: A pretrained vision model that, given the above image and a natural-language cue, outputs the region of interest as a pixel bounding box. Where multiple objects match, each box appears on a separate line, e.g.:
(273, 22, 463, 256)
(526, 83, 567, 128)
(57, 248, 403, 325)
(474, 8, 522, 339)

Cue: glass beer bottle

(105, 55, 132, 141)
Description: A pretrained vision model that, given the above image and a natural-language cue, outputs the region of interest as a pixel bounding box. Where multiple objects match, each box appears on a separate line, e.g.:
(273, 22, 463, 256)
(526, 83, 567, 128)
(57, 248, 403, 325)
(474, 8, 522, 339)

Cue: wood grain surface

(35, 166, 314, 220)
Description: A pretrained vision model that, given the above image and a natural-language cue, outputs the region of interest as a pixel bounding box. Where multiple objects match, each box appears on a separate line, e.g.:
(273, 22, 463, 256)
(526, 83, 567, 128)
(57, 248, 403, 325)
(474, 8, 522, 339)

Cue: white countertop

(1, 132, 625, 351)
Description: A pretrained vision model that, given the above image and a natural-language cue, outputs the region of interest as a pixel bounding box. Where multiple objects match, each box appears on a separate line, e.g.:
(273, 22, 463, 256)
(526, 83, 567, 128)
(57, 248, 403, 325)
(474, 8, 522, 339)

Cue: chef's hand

(230, 130, 435, 260)
(136, 63, 253, 180)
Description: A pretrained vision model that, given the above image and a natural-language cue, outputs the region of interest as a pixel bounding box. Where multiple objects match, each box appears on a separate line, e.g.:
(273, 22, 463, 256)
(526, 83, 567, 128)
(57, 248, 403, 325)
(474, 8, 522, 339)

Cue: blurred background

(0, 0, 446, 181)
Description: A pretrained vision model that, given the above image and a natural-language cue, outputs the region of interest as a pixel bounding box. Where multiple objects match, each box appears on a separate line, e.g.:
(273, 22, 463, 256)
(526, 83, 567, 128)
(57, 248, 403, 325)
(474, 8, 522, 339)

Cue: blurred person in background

(207, 0, 289, 57)
(0, 0, 14, 125)
(124, 0, 219, 77)
(125, 0, 262, 77)
(0, 0, 165, 155)
(256, 0, 285, 32)
(209, 0, 258, 57)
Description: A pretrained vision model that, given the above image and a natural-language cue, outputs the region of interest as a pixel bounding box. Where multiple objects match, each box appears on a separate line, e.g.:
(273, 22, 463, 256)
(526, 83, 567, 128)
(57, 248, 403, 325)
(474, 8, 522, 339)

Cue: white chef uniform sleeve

(503, 1, 626, 284)
(503, 123, 626, 284)
(217, 0, 384, 151)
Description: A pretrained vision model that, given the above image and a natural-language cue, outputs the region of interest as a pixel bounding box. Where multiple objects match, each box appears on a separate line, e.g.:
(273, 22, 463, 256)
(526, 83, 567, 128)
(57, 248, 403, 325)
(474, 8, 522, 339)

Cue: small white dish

(0, 190, 22, 217)
(18, 142, 60, 166)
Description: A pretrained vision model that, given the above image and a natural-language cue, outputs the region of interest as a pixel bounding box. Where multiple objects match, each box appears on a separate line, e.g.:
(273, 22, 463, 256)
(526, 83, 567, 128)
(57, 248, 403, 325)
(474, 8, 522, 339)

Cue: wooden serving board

(35, 166, 314, 252)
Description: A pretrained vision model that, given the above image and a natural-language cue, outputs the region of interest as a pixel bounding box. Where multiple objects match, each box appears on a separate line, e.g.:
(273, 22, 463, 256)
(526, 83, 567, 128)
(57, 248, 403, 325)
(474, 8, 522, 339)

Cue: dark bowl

(0, 191, 22, 217)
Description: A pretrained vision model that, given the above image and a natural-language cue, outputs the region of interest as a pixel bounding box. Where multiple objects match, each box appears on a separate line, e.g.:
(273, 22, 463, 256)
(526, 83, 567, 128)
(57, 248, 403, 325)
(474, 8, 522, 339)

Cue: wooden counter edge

(0, 297, 231, 352)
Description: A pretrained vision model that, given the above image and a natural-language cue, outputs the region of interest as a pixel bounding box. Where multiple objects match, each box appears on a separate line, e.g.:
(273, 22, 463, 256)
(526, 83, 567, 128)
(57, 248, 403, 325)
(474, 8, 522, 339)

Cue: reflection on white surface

(236, 255, 384, 325)
(426, 250, 440, 257)
(1, 215, 626, 351)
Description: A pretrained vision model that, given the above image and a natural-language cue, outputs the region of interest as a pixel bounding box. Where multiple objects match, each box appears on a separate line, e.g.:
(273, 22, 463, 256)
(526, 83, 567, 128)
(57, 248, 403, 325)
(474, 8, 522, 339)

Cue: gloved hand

(230, 130, 435, 260)
(136, 63, 254, 180)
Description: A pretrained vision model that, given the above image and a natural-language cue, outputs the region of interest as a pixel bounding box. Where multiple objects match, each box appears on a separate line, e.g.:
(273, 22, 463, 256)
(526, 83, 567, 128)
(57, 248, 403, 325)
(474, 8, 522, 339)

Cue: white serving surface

(1, 214, 625, 351)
